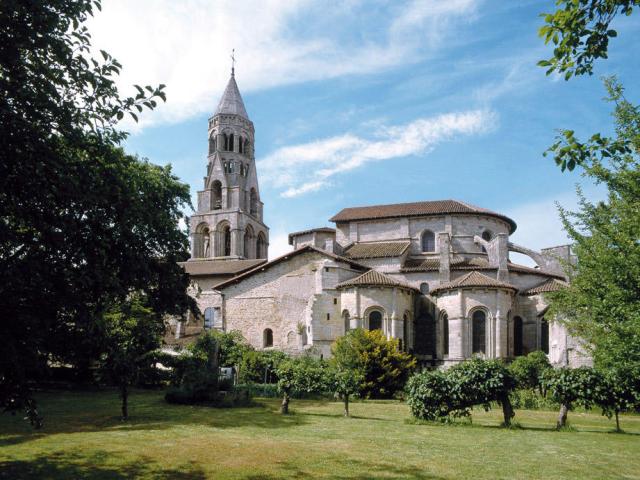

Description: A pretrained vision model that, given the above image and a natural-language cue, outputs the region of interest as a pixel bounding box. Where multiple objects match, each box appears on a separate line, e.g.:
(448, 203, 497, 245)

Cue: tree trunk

(343, 395, 349, 417)
(556, 403, 569, 429)
(280, 393, 289, 414)
(615, 410, 620, 432)
(120, 383, 129, 420)
(500, 395, 514, 427)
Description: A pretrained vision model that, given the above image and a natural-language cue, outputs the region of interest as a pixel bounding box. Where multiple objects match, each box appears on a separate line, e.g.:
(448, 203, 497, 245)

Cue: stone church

(177, 70, 590, 368)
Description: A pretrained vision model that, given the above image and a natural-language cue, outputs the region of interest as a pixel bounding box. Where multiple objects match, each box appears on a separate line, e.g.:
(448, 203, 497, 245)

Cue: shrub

(211, 330, 253, 368)
(405, 370, 455, 422)
(334, 329, 415, 399)
(509, 351, 552, 393)
(239, 350, 288, 384)
(276, 356, 329, 414)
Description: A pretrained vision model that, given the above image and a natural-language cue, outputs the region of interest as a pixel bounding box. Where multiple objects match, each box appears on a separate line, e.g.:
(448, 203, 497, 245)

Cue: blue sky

(88, 0, 640, 259)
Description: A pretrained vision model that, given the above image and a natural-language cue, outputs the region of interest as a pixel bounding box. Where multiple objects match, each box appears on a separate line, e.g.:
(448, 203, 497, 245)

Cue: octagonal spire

(215, 73, 249, 119)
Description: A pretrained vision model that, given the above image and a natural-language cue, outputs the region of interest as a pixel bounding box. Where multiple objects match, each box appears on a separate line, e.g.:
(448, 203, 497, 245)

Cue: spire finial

(230, 48, 235, 77)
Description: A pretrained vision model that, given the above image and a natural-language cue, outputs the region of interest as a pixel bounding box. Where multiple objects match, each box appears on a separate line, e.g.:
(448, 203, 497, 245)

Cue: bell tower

(189, 66, 269, 261)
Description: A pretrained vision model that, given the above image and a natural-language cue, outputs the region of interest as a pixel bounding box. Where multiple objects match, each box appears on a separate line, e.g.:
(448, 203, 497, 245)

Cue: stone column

(231, 228, 241, 257)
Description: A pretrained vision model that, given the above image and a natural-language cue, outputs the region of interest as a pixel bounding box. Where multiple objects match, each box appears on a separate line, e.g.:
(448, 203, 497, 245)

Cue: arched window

(540, 318, 549, 354)
(442, 313, 449, 356)
(421, 230, 435, 252)
(420, 282, 429, 295)
(223, 134, 229, 151)
(250, 188, 258, 216)
(204, 307, 214, 329)
(369, 310, 382, 331)
(229, 133, 234, 152)
(481, 230, 492, 253)
(514, 316, 524, 356)
(196, 223, 210, 258)
(208, 135, 216, 154)
(244, 138, 250, 155)
(219, 224, 231, 257)
(403, 313, 409, 352)
(342, 310, 350, 334)
(243, 225, 254, 259)
(263, 328, 273, 348)
(238, 136, 243, 154)
(472, 310, 486, 354)
(256, 232, 266, 259)
(211, 180, 222, 210)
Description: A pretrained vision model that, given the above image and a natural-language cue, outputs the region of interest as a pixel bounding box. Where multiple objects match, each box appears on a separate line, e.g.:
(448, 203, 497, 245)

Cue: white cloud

(85, 0, 479, 130)
(258, 109, 496, 197)
(267, 232, 293, 260)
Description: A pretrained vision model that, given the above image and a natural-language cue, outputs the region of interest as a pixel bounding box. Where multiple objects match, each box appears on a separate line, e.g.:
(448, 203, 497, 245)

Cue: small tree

(99, 294, 164, 420)
(276, 356, 328, 414)
(212, 330, 253, 369)
(509, 351, 553, 394)
(405, 370, 455, 422)
(597, 366, 640, 432)
(542, 366, 605, 428)
(240, 350, 288, 384)
(327, 366, 363, 417)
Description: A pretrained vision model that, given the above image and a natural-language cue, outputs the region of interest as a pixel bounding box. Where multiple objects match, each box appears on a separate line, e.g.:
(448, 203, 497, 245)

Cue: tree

(329, 334, 365, 417)
(337, 329, 415, 399)
(597, 366, 640, 431)
(538, 0, 638, 79)
(239, 350, 287, 384)
(276, 356, 328, 414)
(98, 293, 163, 420)
(212, 330, 253, 369)
(545, 79, 640, 372)
(0, 1, 194, 423)
(509, 351, 552, 394)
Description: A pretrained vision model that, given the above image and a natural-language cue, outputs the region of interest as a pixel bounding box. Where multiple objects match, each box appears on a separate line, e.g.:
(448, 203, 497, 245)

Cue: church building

(177, 70, 590, 368)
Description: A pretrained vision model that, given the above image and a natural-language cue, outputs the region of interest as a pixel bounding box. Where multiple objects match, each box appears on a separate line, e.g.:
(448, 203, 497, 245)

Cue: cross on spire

(230, 48, 235, 76)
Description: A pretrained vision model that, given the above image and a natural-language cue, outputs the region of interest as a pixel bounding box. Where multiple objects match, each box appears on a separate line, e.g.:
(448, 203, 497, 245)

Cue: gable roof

(213, 245, 367, 290)
(401, 256, 565, 279)
(431, 271, 518, 295)
(330, 199, 517, 233)
(215, 74, 249, 119)
(522, 278, 568, 296)
(179, 258, 266, 276)
(343, 241, 411, 259)
(335, 270, 419, 292)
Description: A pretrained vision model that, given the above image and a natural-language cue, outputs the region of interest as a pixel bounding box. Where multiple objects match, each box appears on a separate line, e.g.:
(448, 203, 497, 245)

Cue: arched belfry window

(420, 282, 429, 295)
(238, 136, 243, 154)
(223, 134, 229, 151)
(472, 310, 486, 354)
(244, 138, 250, 155)
(244, 225, 254, 259)
(208, 135, 216, 154)
(250, 188, 258, 216)
(196, 224, 210, 258)
(514, 316, 524, 356)
(368, 310, 382, 331)
(421, 230, 435, 252)
(256, 232, 266, 259)
(223, 225, 231, 256)
(211, 180, 222, 210)
(263, 328, 273, 348)
(229, 133, 234, 152)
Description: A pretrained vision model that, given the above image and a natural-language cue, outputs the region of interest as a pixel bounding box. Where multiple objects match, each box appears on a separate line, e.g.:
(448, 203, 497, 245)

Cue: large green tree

(0, 0, 194, 424)
(539, 0, 638, 79)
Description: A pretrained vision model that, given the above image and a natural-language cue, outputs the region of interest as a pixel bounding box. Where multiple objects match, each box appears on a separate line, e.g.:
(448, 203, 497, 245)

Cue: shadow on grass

(242, 457, 447, 480)
(0, 451, 206, 480)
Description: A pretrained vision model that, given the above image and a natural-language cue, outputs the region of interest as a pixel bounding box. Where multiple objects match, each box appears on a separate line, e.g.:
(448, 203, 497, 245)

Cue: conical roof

(215, 74, 249, 119)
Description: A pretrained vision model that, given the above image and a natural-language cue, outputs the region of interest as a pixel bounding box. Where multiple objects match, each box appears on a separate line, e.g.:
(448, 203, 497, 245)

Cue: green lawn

(0, 389, 639, 479)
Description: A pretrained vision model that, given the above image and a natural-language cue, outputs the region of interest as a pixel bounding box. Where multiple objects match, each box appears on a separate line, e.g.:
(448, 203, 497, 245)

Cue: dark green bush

(509, 351, 552, 393)
(239, 350, 287, 384)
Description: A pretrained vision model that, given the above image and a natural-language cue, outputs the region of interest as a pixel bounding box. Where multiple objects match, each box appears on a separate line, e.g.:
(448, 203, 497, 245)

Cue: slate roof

(330, 199, 517, 233)
(343, 241, 411, 259)
(431, 271, 518, 295)
(179, 258, 266, 276)
(213, 245, 368, 290)
(288, 227, 336, 245)
(335, 270, 419, 292)
(522, 278, 568, 296)
(215, 74, 249, 119)
(401, 256, 565, 279)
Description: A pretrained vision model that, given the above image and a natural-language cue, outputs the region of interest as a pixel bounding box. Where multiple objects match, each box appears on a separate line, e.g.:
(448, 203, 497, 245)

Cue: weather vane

(231, 48, 235, 76)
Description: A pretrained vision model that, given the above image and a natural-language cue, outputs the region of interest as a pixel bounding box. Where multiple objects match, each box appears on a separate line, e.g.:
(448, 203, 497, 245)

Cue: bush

(239, 350, 288, 384)
(406, 358, 517, 426)
(509, 351, 552, 393)
(276, 356, 329, 414)
(211, 330, 253, 368)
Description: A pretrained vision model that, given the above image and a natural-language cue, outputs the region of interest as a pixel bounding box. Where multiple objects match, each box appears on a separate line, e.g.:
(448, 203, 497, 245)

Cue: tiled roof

(179, 258, 266, 276)
(401, 257, 565, 279)
(215, 74, 249, 119)
(335, 270, 419, 292)
(288, 227, 336, 245)
(431, 271, 518, 294)
(330, 199, 517, 233)
(213, 245, 368, 290)
(522, 278, 568, 296)
(343, 241, 410, 259)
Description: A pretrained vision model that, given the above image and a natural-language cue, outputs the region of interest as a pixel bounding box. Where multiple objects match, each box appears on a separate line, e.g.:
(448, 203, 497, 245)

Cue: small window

(204, 307, 214, 329)
(369, 310, 382, 331)
(420, 283, 429, 295)
(514, 316, 524, 356)
(541, 318, 549, 354)
(442, 313, 449, 356)
(421, 230, 435, 252)
(482, 230, 492, 242)
(333, 298, 337, 305)
(263, 328, 273, 348)
(326, 313, 330, 320)
(472, 310, 486, 354)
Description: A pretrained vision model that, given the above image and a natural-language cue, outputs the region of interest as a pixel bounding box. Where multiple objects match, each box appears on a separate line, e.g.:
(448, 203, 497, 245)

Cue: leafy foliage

(596, 366, 640, 431)
(406, 358, 516, 426)
(336, 329, 416, 399)
(211, 330, 253, 368)
(545, 79, 640, 374)
(329, 334, 366, 416)
(276, 356, 328, 414)
(538, 0, 638, 79)
(509, 351, 552, 392)
(0, 1, 194, 422)
(239, 350, 287, 384)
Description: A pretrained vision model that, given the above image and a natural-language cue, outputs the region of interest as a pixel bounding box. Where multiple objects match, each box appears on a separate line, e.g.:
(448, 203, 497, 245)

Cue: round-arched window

(420, 282, 430, 295)
(421, 230, 435, 252)
(472, 310, 486, 354)
(369, 310, 382, 331)
(263, 328, 273, 348)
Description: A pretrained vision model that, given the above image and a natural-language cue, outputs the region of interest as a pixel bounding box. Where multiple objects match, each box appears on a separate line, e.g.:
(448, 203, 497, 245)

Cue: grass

(1, 389, 639, 479)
